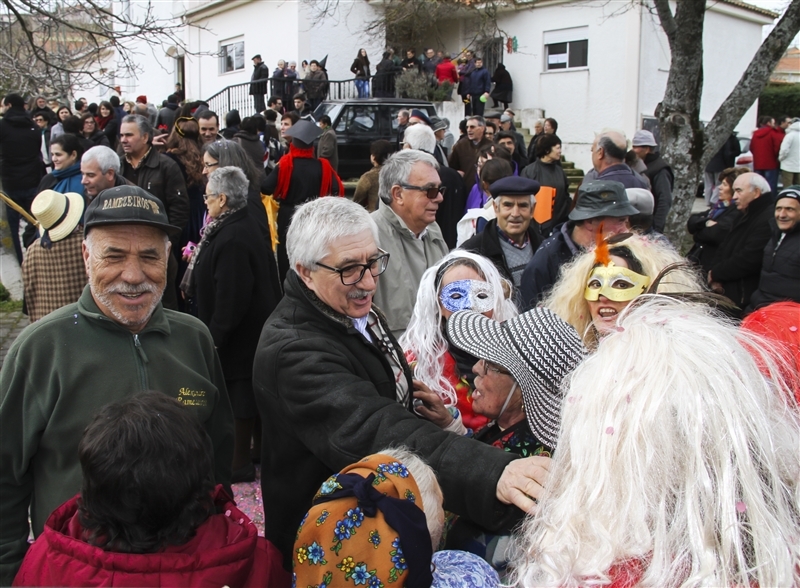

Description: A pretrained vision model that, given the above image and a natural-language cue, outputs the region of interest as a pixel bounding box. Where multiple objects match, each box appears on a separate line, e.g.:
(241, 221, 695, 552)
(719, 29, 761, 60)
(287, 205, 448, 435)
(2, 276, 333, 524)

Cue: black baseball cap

(568, 180, 638, 221)
(84, 186, 182, 238)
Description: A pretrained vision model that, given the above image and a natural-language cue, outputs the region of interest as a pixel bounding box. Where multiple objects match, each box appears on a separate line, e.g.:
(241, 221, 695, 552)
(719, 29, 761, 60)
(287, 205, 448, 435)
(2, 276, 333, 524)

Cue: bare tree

(655, 0, 800, 244)
(0, 0, 192, 100)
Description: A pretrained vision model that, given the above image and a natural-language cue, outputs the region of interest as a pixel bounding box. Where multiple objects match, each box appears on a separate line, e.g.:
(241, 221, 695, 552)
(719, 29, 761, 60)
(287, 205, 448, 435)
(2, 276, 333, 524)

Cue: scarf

(95, 114, 113, 130)
(273, 143, 344, 200)
(52, 163, 84, 196)
(294, 454, 434, 588)
(179, 208, 237, 297)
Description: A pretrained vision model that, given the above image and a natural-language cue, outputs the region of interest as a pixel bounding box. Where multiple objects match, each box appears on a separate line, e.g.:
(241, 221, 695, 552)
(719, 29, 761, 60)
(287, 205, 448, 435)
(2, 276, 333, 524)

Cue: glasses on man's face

(316, 249, 390, 285)
(479, 359, 511, 377)
(399, 183, 446, 200)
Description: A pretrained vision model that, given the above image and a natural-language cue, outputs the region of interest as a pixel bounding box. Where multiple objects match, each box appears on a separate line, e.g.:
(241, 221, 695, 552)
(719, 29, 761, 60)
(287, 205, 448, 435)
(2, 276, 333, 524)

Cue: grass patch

(0, 298, 23, 312)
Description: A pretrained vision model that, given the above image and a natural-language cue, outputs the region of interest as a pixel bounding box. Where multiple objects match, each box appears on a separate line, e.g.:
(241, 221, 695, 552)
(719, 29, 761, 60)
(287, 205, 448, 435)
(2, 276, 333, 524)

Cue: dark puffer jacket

(0, 106, 44, 190)
(747, 224, 800, 312)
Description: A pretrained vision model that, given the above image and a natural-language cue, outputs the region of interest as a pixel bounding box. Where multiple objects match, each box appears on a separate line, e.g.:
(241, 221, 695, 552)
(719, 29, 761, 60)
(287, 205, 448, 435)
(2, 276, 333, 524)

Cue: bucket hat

(446, 308, 587, 448)
(568, 180, 639, 221)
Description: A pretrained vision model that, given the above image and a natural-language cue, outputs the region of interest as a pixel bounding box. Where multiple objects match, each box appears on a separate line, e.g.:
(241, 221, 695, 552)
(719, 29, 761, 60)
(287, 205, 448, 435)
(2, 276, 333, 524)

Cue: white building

(127, 0, 774, 172)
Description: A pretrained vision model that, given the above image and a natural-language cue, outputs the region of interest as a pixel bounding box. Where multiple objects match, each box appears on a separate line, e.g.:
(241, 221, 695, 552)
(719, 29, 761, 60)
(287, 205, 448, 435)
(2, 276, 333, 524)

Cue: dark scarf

(273, 143, 344, 200)
(180, 208, 238, 297)
(95, 114, 113, 130)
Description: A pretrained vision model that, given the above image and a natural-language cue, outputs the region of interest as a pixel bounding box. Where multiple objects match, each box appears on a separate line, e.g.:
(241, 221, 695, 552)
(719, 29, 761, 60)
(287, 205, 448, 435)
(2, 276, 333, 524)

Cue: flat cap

(489, 175, 541, 199)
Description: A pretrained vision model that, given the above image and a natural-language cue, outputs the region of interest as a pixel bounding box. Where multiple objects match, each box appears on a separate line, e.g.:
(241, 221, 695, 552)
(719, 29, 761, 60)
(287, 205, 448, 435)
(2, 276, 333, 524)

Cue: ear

(391, 185, 404, 205)
(82, 241, 91, 276)
(296, 264, 316, 292)
(218, 193, 228, 208)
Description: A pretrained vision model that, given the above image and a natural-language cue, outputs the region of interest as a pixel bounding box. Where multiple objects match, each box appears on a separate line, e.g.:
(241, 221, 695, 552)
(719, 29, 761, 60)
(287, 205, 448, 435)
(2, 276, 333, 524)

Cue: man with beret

(747, 186, 800, 312)
(461, 176, 543, 297)
(519, 180, 637, 309)
(0, 186, 234, 585)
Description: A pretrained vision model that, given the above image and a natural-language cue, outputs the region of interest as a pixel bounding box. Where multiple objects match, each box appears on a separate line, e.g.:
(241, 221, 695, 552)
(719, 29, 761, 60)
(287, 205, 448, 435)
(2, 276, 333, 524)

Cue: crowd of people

(1, 73, 800, 588)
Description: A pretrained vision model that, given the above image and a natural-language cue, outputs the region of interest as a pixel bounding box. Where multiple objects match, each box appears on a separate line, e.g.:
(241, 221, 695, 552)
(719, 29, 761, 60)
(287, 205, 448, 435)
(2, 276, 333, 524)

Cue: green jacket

(0, 286, 234, 585)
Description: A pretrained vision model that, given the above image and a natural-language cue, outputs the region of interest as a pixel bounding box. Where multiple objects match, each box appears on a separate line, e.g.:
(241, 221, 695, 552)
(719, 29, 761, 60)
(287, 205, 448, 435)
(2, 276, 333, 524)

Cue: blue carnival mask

(439, 279, 495, 314)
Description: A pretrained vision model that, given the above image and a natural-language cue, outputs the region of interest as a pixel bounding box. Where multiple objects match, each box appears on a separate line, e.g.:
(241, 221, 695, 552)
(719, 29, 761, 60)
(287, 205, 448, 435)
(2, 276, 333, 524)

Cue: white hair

(379, 447, 444, 551)
(378, 149, 438, 205)
(287, 197, 380, 271)
(403, 124, 437, 153)
(511, 297, 800, 588)
(399, 251, 518, 406)
(82, 146, 120, 175)
(207, 166, 248, 210)
(745, 172, 771, 195)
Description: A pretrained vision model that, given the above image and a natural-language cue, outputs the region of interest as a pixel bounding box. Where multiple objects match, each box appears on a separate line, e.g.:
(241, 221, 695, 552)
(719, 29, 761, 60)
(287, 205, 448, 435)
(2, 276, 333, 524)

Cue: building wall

(494, 2, 642, 173)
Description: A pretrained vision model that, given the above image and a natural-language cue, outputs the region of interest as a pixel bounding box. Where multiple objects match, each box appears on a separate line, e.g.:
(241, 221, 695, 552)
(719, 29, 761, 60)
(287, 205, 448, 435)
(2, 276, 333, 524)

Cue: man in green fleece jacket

(0, 186, 234, 585)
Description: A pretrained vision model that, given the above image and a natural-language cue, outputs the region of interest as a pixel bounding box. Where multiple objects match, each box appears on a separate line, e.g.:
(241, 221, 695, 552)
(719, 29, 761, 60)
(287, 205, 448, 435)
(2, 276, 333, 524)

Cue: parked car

(313, 98, 437, 180)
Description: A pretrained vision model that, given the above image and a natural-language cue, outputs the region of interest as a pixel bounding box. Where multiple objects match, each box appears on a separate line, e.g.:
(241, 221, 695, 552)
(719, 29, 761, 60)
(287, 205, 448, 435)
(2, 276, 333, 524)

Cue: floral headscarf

(293, 454, 433, 588)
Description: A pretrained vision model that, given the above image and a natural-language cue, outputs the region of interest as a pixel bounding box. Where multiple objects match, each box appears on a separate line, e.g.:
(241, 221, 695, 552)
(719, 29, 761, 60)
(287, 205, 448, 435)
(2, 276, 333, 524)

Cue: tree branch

(652, 0, 677, 47)
(703, 0, 800, 165)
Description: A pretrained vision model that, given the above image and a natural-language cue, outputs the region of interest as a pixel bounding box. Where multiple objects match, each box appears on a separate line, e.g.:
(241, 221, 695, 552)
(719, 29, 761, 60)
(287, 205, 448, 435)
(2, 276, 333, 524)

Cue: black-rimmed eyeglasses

(316, 249, 390, 285)
(399, 183, 446, 200)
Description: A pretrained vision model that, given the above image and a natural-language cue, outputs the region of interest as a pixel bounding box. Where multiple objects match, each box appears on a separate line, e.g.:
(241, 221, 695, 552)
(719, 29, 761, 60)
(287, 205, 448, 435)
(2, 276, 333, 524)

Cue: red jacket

(750, 126, 780, 170)
(13, 486, 290, 588)
(436, 60, 459, 85)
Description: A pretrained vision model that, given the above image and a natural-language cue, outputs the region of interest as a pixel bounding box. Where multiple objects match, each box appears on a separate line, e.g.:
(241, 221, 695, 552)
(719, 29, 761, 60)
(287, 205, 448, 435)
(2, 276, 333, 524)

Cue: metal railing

(205, 74, 403, 116)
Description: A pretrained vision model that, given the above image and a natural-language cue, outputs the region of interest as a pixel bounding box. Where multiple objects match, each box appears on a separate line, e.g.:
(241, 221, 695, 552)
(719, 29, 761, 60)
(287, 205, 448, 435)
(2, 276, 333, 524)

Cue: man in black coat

(253, 196, 551, 571)
(709, 172, 775, 312)
(249, 54, 270, 114)
(0, 93, 46, 263)
(632, 130, 674, 233)
(462, 176, 542, 296)
(747, 186, 800, 312)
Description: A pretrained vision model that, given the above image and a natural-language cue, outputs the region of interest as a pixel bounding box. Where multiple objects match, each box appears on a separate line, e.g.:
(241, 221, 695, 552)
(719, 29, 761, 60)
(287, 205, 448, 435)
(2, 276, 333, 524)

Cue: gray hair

(746, 172, 771, 195)
(287, 197, 380, 271)
(82, 145, 120, 175)
(378, 447, 444, 551)
(121, 114, 153, 143)
(204, 139, 263, 191)
(378, 149, 439, 205)
(596, 131, 627, 162)
(468, 115, 485, 127)
(402, 124, 436, 153)
(207, 166, 249, 211)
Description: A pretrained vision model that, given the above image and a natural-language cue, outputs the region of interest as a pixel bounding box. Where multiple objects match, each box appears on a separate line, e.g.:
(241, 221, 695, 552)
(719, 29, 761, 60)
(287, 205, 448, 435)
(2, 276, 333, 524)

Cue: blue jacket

(519, 222, 580, 310)
(469, 67, 492, 95)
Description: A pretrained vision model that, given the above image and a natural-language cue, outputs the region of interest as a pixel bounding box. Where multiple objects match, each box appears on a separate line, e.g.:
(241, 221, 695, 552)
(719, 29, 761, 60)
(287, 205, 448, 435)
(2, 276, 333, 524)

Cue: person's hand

(705, 219, 717, 227)
(412, 380, 453, 428)
(709, 281, 725, 295)
(496, 456, 551, 515)
(151, 134, 167, 147)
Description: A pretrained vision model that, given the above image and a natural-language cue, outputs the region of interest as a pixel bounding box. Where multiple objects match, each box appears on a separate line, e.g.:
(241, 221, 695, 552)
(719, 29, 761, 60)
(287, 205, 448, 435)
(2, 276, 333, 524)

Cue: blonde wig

(399, 250, 517, 406)
(511, 298, 800, 588)
(542, 234, 704, 348)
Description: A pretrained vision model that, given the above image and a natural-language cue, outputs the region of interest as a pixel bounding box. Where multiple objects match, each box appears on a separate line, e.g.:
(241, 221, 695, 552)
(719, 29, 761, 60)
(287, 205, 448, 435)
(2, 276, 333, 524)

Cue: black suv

(313, 98, 437, 180)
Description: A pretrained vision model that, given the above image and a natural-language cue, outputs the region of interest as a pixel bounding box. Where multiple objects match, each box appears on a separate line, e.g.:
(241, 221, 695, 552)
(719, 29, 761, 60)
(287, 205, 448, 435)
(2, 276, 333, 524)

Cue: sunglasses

(399, 183, 446, 199)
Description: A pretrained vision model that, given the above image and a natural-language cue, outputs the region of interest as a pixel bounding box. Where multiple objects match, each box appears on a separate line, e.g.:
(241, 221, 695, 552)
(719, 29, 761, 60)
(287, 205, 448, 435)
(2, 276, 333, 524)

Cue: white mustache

(347, 289, 373, 300)
(109, 282, 158, 296)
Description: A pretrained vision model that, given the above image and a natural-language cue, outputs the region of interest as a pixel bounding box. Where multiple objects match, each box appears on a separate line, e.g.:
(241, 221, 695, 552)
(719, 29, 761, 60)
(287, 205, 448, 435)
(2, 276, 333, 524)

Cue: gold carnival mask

(584, 263, 650, 302)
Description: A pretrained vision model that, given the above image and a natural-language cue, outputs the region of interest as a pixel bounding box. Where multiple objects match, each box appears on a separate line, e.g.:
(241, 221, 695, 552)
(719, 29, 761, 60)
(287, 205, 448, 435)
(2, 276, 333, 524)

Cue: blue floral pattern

(431, 550, 500, 587)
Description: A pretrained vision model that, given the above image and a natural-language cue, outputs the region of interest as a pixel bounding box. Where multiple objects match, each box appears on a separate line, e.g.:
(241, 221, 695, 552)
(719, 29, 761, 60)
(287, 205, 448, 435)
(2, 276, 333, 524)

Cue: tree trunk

(655, 0, 800, 246)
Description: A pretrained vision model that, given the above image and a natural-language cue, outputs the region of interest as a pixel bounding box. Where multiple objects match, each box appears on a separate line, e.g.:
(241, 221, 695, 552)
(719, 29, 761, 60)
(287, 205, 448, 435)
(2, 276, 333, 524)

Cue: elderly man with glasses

(253, 196, 552, 573)
(370, 149, 449, 338)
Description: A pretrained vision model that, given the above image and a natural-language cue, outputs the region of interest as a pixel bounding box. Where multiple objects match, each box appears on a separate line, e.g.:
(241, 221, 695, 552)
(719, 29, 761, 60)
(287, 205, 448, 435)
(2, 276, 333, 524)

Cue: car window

(335, 106, 378, 134)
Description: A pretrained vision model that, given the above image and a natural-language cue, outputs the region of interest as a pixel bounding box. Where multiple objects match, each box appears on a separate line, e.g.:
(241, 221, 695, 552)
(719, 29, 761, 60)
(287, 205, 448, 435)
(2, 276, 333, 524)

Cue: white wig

(399, 250, 517, 406)
(511, 297, 800, 588)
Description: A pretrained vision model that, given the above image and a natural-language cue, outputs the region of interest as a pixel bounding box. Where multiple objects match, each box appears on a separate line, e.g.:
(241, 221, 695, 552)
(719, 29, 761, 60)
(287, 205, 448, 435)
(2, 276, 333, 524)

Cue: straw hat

(32, 190, 85, 247)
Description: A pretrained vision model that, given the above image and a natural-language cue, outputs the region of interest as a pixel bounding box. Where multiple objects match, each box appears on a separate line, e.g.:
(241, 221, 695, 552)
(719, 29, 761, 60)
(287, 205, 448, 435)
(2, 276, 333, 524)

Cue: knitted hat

(135, 95, 147, 104)
(294, 454, 433, 588)
(632, 129, 657, 147)
(776, 185, 800, 204)
(446, 308, 588, 448)
(31, 190, 85, 248)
